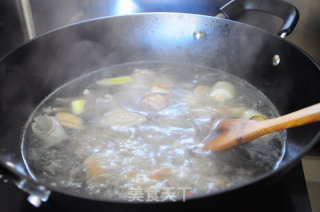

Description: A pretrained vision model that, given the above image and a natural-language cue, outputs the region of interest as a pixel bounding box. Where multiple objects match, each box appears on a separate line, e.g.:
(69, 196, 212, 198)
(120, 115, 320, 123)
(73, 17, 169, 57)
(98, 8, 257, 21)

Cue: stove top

(0, 162, 311, 212)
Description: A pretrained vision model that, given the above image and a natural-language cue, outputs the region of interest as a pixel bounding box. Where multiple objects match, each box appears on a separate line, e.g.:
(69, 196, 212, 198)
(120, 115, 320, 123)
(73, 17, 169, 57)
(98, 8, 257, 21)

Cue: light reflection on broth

(22, 61, 285, 201)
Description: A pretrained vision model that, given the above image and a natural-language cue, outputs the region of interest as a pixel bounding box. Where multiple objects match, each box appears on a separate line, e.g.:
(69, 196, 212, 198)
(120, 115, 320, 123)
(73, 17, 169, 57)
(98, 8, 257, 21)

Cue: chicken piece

(192, 85, 209, 100)
(103, 110, 147, 126)
(55, 112, 84, 129)
(141, 94, 168, 111)
(128, 170, 136, 178)
(148, 167, 172, 180)
(150, 82, 171, 94)
(83, 156, 105, 178)
(210, 81, 235, 102)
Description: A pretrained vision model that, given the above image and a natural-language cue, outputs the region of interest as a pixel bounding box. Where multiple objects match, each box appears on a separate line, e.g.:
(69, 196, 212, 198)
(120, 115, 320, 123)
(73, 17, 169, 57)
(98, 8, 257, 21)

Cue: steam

(0, 13, 297, 180)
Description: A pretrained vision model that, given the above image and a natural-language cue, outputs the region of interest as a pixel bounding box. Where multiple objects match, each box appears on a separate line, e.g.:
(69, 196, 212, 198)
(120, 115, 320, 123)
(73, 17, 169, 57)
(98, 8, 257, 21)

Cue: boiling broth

(22, 61, 285, 201)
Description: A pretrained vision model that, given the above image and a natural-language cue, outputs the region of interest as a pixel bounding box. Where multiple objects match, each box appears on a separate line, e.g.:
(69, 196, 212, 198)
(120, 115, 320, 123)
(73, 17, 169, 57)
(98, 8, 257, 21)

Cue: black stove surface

(0, 161, 311, 212)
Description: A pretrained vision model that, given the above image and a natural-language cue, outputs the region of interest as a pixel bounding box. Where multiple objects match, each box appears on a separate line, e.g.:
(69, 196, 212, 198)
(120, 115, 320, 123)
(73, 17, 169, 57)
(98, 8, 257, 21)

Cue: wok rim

(1, 12, 320, 204)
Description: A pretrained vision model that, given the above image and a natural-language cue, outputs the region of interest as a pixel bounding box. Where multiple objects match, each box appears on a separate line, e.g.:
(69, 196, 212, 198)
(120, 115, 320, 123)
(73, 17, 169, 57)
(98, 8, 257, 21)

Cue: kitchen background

(0, 0, 319, 211)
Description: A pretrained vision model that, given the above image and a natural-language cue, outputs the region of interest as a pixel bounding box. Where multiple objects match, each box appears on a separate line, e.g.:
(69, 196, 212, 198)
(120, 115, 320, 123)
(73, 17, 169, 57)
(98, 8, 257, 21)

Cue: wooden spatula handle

(263, 103, 320, 133)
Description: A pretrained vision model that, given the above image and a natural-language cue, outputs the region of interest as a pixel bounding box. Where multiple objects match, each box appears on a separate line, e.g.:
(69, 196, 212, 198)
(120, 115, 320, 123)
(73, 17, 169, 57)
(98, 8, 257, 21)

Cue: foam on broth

(22, 61, 285, 201)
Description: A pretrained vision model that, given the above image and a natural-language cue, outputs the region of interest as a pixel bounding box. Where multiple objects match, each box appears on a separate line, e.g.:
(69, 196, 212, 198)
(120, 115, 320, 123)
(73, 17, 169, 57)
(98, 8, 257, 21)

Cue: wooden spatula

(202, 103, 320, 151)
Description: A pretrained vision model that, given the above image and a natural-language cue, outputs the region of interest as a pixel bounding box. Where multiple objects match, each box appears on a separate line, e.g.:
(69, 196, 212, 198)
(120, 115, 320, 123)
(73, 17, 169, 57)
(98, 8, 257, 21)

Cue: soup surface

(23, 62, 285, 201)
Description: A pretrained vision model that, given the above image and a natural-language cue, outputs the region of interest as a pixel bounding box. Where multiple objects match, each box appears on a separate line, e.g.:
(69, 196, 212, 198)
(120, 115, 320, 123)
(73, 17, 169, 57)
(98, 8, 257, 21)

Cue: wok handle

(220, 0, 299, 37)
(0, 161, 50, 207)
(0, 161, 19, 182)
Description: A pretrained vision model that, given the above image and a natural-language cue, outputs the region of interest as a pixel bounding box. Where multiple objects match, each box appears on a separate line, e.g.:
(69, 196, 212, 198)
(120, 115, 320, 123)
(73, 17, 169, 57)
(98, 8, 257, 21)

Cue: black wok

(0, 0, 319, 211)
